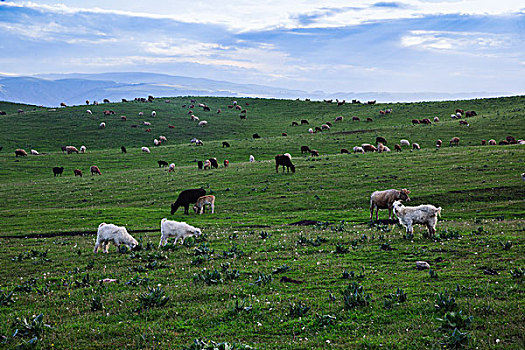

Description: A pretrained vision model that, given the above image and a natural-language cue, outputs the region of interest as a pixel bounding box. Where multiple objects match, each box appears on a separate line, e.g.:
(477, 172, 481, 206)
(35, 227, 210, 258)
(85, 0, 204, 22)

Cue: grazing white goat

(141, 146, 151, 153)
(249, 155, 255, 162)
(99, 122, 106, 128)
(143, 121, 151, 126)
(159, 218, 202, 247)
(30, 149, 39, 155)
(393, 200, 442, 237)
(80, 145, 86, 153)
(193, 195, 215, 214)
(400, 139, 410, 147)
(199, 120, 208, 126)
(94, 223, 138, 253)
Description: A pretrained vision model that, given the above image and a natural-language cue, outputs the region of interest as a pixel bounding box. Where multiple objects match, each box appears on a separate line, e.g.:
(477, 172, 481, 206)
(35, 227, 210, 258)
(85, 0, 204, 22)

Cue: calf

(193, 195, 216, 214)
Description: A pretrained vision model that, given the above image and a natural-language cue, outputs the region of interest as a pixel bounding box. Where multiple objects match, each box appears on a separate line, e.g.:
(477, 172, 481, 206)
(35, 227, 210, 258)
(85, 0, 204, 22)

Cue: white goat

(393, 200, 442, 237)
(99, 122, 106, 128)
(400, 139, 410, 147)
(199, 120, 208, 126)
(141, 146, 151, 153)
(159, 218, 202, 247)
(30, 149, 39, 155)
(94, 223, 138, 253)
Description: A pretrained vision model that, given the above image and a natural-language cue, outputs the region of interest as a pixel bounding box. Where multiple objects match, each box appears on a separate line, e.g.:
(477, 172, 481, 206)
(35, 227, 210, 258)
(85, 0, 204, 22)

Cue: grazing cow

(412, 119, 420, 125)
(394, 144, 402, 152)
(301, 145, 311, 154)
(209, 158, 219, 169)
(341, 148, 350, 154)
(459, 120, 469, 126)
(310, 149, 319, 156)
(436, 139, 442, 149)
(275, 154, 295, 173)
(352, 116, 360, 121)
(74, 169, 83, 177)
(121, 146, 127, 153)
(412, 143, 420, 150)
(335, 116, 343, 122)
(370, 189, 411, 221)
(193, 195, 216, 214)
(488, 139, 496, 145)
(253, 133, 261, 139)
(90, 166, 102, 175)
(292, 121, 299, 126)
(449, 137, 460, 146)
(53, 167, 64, 177)
(301, 119, 309, 125)
(481, 140, 486, 145)
(15, 149, 28, 157)
(366, 118, 373, 122)
(158, 160, 169, 168)
(171, 188, 206, 215)
(465, 110, 477, 117)
(222, 141, 230, 148)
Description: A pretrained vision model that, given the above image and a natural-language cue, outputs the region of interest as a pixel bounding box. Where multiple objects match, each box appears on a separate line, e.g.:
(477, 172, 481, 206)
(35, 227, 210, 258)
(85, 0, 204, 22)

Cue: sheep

(352, 116, 360, 121)
(370, 189, 411, 221)
(168, 125, 175, 129)
(217, 109, 221, 114)
(80, 145, 86, 153)
(66, 146, 79, 154)
(74, 169, 82, 177)
(361, 144, 377, 152)
(195, 139, 203, 146)
(143, 121, 151, 126)
(377, 143, 385, 153)
(275, 154, 295, 173)
(400, 139, 410, 147)
(456, 112, 462, 118)
(282, 133, 288, 137)
(341, 148, 350, 154)
(168, 163, 175, 172)
(420, 118, 432, 125)
(394, 144, 402, 152)
(203, 160, 212, 170)
(450, 114, 457, 119)
(465, 110, 477, 117)
(94, 223, 138, 253)
(376, 136, 387, 144)
(158, 160, 169, 168)
(335, 116, 343, 122)
(459, 120, 469, 126)
(488, 139, 496, 145)
(209, 158, 219, 169)
(434, 117, 440, 122)
(139, 112, 144, 116)
(198, 121, 208, 127)
(253, 133, 261, 139)
(412, 143, 420, 150)
(170, 188, 206, 215)
(383, 146, 391, 152)
(301, 145, 311, 154)
(30, 149, 39, 155)
(197, 161, 203, 170)
(308, 128, 314, 134)
(301, 119, 309, 125)
(145, 128, 152, 132)
(159, 136, 168, 142)
(249, 155, 255, 162)
(518, 140, 525, 145)
(412, 119, 420, 125)
(393, 200, 442, 237)
(53, 167, 64, 177)
(321, 124, 330, 130)
(310, 149, 320, 156)
(366, 117, 373, 122)
(151, 111, 156, 117)
(292, 121, 299, 126)
(99, 122, 106, 128)
(86, 109, 92, 114)
(436, 139, 442, 149)
(141, 147, 151, 153)
(121, 146, 127, 153)
(90, 166, 102, 175)
(522, 173, 525, 181)
(193, 195, 216, 214)
(191, 115, 199, 121)
(154, 139, 160, 146)
(481, 140, 487, 145)
(353, 146, 365, 153)
(449, 137, 460, 146)
(315, 126, 322, 132)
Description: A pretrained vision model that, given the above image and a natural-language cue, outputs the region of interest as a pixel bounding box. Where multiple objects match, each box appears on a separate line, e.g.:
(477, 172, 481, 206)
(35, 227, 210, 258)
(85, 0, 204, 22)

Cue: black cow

(158, 160, 169, 168)
(121, 146, 127, 153)
(171, 188, 206, 215)
(253, 133, 261, 139)
(275, 154, 295, 173)
(53, 167, 64, 177)
(222, 141, 230, 148)
(209, 158, 218, 169)
(197, 161, 203, 170)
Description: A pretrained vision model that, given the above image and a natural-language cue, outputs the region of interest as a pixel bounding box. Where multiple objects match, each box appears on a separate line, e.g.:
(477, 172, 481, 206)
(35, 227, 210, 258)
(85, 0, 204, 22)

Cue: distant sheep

(143, 121, 151, 126)
(400, 140, 410, 147)
(154, 139, 160, 146)
(159, 136, 167, 142)
(159, 218, 202, 247)
(158, 160, 169, 168)
(249, 155, 255, 162)
(141, 147, 151, 153)
(488, 139, 496, 145)
(86, 109, 92, 114)
(361, 144, 377, 152)
(376, 136, 387, 144)
(393, 200, 442, 237)
(252, 133, 261, 139)
(90, 166, 102, 175)
(53, 167, 64, 177)
(224, 160, 229, 167)
(341, 148, 349, 154)
(30, 149, 39, 155)
(193, 195, 216, 214)
(198, 120, 208, 126)
(94, 223, 138, 253)
(222, 141, 230, 148)
(170, 188, 206, 215)
(203, 160, 211, 170)
(209, 158, 218, 169)
(370, 189, 411, 221)
(80, 145, 86, 153)
(308, 128, 314, 134)
(301, 119, 309, 125)
(436, 139, 442, 149)
(459, 120, 469, 126)
(412, 143, 420, 150)
(352, 116, 360, 121)
(151, 111, 156, 117)
(99, 122, 106, 128)
(66, 146, 79, 154)
(353, 146, 365, 153)
(433, 117, 440, 122)
(449, 137, 460, 146)
(168, 163, 175, 172)
(335, 116, 344, 122)
(310, 149, 319, 156)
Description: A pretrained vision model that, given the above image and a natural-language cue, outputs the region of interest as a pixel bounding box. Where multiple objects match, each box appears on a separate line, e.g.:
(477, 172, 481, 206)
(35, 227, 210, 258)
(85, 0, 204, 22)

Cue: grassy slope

(0, 96, 524, 349)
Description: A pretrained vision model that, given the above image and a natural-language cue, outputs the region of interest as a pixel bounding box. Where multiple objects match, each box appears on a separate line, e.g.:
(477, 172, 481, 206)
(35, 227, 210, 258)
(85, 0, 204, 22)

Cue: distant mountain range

(0, 72, 513, 106)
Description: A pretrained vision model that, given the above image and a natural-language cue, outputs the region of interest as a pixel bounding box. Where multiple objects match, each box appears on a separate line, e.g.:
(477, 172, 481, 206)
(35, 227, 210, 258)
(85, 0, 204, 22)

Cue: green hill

(0, 96, 524, 349)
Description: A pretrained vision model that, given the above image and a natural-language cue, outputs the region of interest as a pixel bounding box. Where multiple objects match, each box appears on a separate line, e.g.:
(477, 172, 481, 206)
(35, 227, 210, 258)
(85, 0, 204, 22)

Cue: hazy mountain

(0, 72, 512, 106)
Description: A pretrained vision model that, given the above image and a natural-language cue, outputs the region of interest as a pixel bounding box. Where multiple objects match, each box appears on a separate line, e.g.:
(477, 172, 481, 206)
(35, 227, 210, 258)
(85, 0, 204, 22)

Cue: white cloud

(400, 30, 510, 52)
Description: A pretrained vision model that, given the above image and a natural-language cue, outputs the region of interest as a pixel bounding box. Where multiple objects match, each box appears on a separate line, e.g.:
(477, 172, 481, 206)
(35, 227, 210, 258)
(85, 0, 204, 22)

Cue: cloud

(400, 30, 510, 53)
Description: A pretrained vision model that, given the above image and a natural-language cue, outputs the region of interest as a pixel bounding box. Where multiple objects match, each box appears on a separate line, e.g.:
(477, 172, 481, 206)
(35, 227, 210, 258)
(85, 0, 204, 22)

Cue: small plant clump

(138, 287, 169, 310)
(434, 292, 458, 313)
(182, 338, 255, 350)
(510, 267, 524, 279)
(272, 265, 290, 275)
(437, 311, 473, 331)
(253, 273, 272, 286)
(288, 301, 310, 318)
(384, 288, 407, 308)
(335, 243, 350, 254)
(341, 282, 372, 310)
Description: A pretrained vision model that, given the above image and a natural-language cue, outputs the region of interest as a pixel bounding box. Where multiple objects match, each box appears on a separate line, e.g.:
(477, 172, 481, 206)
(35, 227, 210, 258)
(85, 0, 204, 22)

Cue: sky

(0, 0, 524, 94)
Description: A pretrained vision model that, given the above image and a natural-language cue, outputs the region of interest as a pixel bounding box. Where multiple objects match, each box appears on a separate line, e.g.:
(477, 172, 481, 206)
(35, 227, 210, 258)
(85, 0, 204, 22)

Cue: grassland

(0, 96, 524, 349)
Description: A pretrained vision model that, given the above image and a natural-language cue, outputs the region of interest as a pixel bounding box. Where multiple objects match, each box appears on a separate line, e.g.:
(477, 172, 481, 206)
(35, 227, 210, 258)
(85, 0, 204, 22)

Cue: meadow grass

(0, 96, 524, 349)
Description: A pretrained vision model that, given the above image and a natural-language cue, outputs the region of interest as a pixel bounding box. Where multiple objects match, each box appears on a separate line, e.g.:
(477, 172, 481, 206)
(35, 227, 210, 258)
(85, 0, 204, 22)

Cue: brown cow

(90, 166, 102, 175)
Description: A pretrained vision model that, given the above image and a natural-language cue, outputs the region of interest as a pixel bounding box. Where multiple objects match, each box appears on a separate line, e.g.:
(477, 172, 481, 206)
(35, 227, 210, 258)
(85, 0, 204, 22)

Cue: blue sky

(0, 0, 524, 94)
